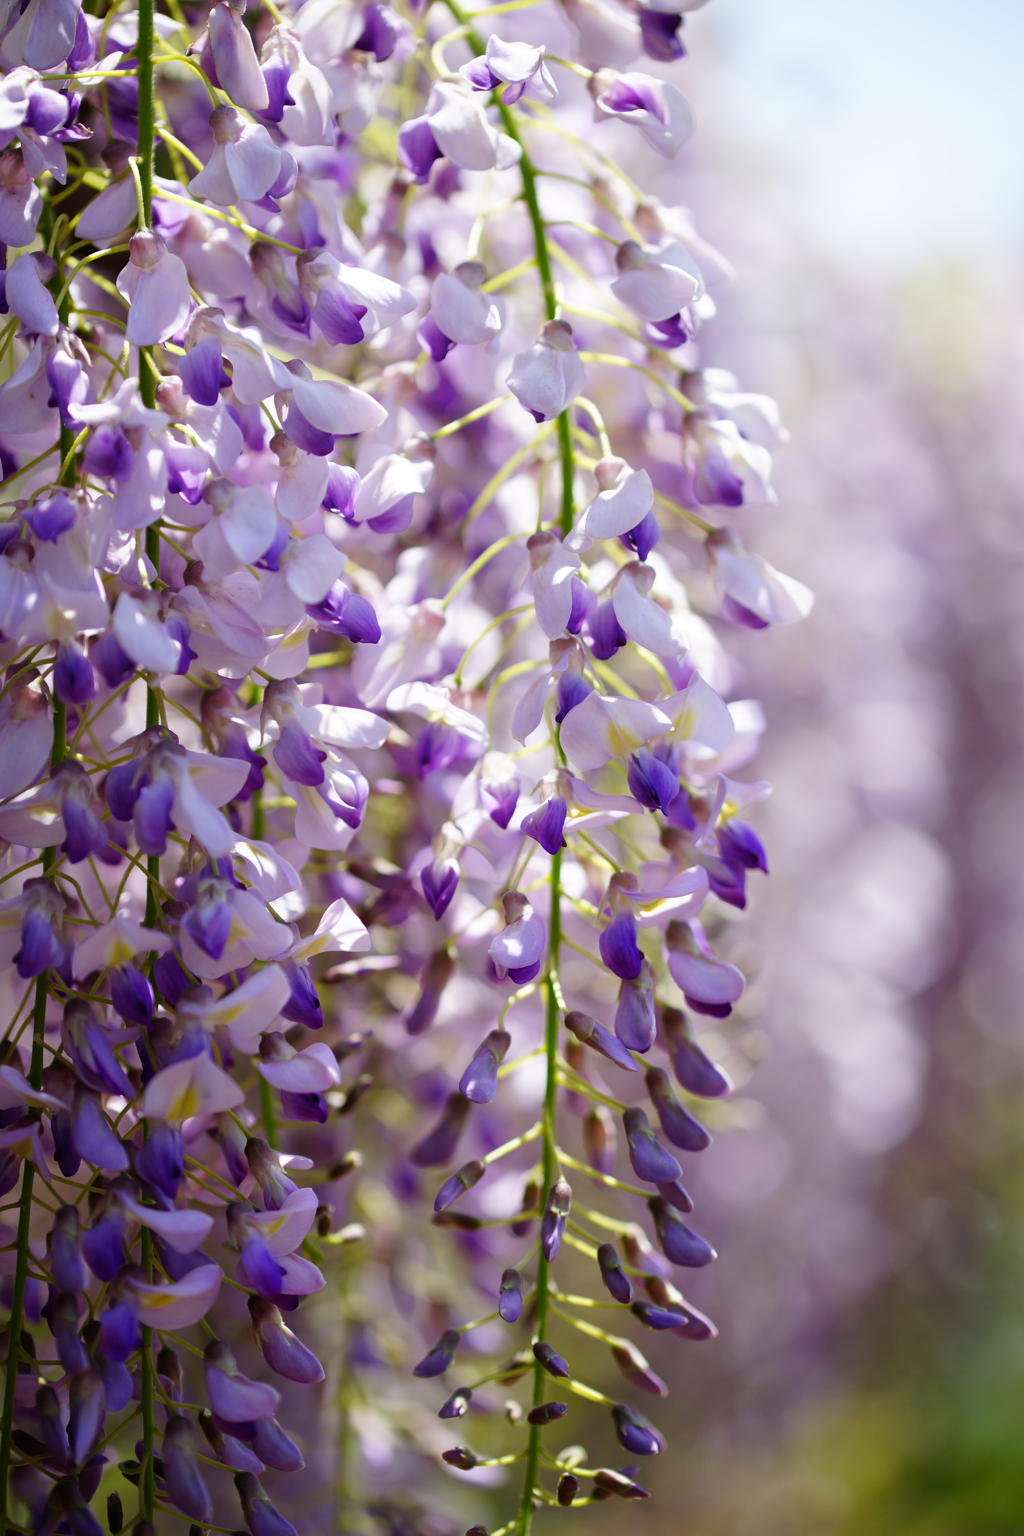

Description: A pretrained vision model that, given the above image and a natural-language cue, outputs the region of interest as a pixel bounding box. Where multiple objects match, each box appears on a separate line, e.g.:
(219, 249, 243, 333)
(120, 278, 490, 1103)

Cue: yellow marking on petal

(214, 1000, 246, 1024)
(167, 1083, 201, 1123)
(139, 1290, 178, 1310)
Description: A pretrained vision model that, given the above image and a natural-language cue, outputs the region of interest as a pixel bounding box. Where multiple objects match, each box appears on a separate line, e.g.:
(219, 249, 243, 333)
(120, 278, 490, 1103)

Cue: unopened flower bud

(434, 1159, 485, 1213)
(499, 1268, 524, 1323)
(533, 1341, 569, 1378)
(557, 1474, 579, 1505)
(439, 1386, 472, 1419)
(645, 1066, 711, 1151)
(597, 1241, 634, 1304)
(540, 1179, 571, 1261)
(441, 1446, 478, 1469)
(623, 1106, 683, 1184)
(611, 1400, 665, 1456)
(458, 1031, 510, 1103)
(647, 1195, 716, 1268)
(413, 1329, 459, 1378)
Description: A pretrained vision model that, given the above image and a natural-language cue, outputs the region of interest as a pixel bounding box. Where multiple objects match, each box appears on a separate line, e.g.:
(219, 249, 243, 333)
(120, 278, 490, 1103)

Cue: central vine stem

(435, 15, 573, 1524)
(443, 0, 575, 536)
(516, 848, 563, 1536)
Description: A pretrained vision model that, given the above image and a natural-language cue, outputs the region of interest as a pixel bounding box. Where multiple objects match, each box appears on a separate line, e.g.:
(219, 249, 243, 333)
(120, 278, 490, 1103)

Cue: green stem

(137, 0, 157, 414)
(443, 0, 574, 535)
(516, 849, 562, 1536)
(430, 20, 574, 1528)
(137, 0, 155, 227)
(260, 1077, 279, 1151)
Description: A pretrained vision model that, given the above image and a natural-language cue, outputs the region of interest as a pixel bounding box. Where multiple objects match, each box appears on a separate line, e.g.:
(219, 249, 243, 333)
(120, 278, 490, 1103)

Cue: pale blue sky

(689, 0, 1024, 267)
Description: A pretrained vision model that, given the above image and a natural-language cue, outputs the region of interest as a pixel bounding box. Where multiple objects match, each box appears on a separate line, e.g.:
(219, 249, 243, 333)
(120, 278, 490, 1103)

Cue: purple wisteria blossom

(0, 0, 806, 1530)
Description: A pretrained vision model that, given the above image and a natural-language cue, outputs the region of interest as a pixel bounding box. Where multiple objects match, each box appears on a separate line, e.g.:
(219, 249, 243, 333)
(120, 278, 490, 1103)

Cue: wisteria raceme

(0, 0, 807, 1529)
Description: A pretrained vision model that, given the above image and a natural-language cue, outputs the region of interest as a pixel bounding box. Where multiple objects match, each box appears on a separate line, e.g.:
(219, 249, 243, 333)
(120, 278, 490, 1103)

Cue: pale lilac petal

(122, 255, 193, 346)
(275, 1252, 325, 1294)
(142, 1054, 245, 1122)
(580, 463, 654, 539)
(612, 563, 688, 655)
(119, 1193, 215, 1254)
(258, 1043, 341, 1093)
(113, 592, 182, 673)
(132, 1265, 222, 1329)
(289, 375, 387, 435)
(75, 175, 138, 242)
(205, 965, 291, 1049)
(295, 896, 369, 959)
(5, 253, 59, 336)
(559, 692, 672, 771)
(282, 533, 344, 603)
(247, 1187, 318, 1256)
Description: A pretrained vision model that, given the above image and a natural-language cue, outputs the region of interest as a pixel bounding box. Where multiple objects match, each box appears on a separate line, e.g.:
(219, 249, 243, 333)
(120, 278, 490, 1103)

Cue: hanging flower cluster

(0, 0, 811, 1528)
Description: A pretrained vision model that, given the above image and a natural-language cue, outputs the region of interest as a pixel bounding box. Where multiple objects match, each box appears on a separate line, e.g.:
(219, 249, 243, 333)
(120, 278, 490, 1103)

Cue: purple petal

(279, 1089, 328, 1122)
(54, 643, 96, 707)
(421, 861, 459, 920)
(522, 796, 567, 855)
(280, 960, 323, 1031)
(16, 911, 62, 978)
(623, 1106, 682, 1184)
(645, 1066, 711, 1151)
(134, 1120, 184, 1197)
(639, 8, 686, 62)
(413, 1329, 459, 1378)
(458, 1029, 510, 1104)
(109, 963, 154, 1027)
(237, 1233, 286, 1299)
(587, 600, 628, 660)
(353, 2, 401, 60)
(163, 1416, 213, 1523)
(92, 631, 136, 690)
(611, 1401, 665, 1456)
(648, 1195, 716, 1267)
(599, 912, 643, 980)
(555, 673, 590, 724)
(71, 1093, 129, 1172)
(180, 336, 228, 406)
(98, 1298, 140, 1362)
(133, 777, 175, 857)
(311, 286, 367, 346)
(567, 577, 596, 634)
(273, 718, 326, 786)
(418, 312, 455, 362)
(82, 1210, 128, 1284)
(398, 115, 443, 183)
(282, 401, 334, 457)
(250, 1416, 303, 1472)
(26, 492, 76, 542)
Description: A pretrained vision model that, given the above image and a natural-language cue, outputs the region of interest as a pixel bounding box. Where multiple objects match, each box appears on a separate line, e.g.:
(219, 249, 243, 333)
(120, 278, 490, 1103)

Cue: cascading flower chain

(0, 0, 811, 1529)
